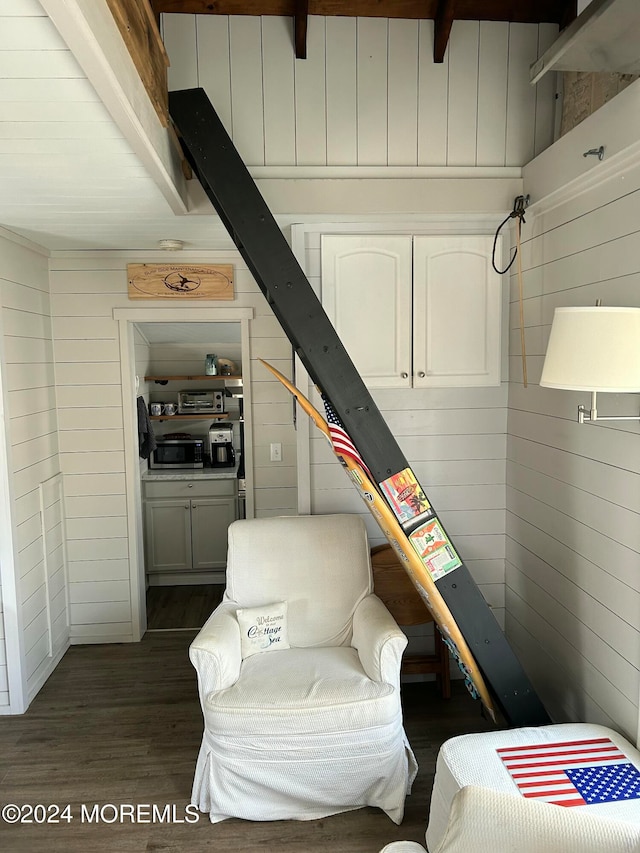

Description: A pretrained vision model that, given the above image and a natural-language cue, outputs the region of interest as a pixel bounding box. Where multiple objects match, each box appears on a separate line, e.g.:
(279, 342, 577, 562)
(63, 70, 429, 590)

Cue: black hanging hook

(492, 195, 530, 275)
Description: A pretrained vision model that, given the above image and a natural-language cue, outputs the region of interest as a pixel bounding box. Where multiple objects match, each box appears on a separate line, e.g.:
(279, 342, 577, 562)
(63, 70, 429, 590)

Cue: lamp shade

(540, 307, 640, 392)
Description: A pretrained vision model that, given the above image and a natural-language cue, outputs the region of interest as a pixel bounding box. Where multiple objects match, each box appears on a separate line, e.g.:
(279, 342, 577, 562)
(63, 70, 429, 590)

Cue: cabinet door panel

(191, 497, 238, 570)
(145, 500, 192, 573)
(321, 234, 412, 388)
(413, 235, 502, 387)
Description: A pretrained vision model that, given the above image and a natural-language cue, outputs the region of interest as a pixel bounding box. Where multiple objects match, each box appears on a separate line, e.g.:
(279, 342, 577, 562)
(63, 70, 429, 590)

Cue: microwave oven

(178, 389, 224, 414)
(149, 438, 205, 469)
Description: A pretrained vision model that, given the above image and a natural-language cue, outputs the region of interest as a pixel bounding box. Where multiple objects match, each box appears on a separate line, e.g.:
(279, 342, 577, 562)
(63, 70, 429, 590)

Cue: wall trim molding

(526, 138, 640, 219)
(523, 78, 640, 217)
(249, 166, 523, 180)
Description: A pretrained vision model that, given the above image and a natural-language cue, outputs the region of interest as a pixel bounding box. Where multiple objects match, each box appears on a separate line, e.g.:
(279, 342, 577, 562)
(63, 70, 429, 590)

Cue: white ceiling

(0, 0, 231, 253)
(137, 321, 241, 344)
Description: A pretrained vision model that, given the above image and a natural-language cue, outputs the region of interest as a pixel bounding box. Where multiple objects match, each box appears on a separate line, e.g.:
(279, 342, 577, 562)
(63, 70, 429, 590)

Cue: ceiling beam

(150, 0, 571, 25)
(294, 0, 308, 58)
(433, 0, 454, 63)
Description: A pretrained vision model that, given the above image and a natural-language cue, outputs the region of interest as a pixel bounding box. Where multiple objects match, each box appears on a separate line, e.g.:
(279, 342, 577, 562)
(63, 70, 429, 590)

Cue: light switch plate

(270, 442, 282, 462)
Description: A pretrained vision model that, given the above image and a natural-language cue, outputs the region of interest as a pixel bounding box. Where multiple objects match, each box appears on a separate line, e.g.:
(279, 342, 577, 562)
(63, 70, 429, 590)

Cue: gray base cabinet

(144, 479, 237, 577)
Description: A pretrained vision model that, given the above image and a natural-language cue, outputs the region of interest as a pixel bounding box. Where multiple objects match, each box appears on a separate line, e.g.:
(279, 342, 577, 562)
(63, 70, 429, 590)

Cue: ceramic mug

(162, 403, 177, 416)
(149, 403, 162, 416)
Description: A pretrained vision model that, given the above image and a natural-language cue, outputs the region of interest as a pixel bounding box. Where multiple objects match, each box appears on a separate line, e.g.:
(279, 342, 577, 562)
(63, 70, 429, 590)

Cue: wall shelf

(145, 374, 242, 384)
(150, 413, 230, 422)
(530, 0, 640, 84)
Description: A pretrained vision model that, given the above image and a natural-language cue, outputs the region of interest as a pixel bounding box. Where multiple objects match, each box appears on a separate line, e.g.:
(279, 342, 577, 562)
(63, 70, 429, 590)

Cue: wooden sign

(127, 264, 234, 300)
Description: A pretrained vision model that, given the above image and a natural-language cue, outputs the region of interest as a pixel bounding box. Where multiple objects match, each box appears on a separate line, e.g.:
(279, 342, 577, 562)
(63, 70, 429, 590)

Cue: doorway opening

(115, 307, 253, 639)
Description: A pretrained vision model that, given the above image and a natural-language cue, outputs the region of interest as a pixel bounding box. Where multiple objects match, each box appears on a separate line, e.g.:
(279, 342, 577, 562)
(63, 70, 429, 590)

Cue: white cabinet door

(413, 235, 502, 388)
(145, 499, 192, 573)
(321, 234, 413, 388)
(191, 497, 238, 570)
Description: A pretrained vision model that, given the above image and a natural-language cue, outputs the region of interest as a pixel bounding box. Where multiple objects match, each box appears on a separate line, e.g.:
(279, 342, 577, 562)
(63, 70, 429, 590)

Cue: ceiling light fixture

(158, 239, 185, 251)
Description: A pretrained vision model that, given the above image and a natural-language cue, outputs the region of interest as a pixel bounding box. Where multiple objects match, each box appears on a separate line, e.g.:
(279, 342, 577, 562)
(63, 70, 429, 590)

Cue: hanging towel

(137, 396, 157, 460)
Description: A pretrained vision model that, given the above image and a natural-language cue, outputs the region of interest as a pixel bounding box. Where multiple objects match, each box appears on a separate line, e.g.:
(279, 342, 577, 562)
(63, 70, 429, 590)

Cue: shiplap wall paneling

(163, 15, 557, 168)
(356, 17, 387, 166)
(50, 252, 297, 643)
(476, 22, 508, 167)
(325, 17, 356, 166)
(505, 154, 640, 737)
(534, 24, 559, 155)
(229, 16, 265, 166)
(388, 19, 418, 166)
(417, 20, 448, 165)
(161, 12, 197, 92)
(295, 15, 326, 166)
(262, 16, 295, 166)
(251, 325, 297, 517)
(505, 24, 538, 166)
(309, 383, 507, 623)
(0, 230, 66, 710)
(52, 262, 133, 643)
(446, 21, 479, 166)
(195, 15, 232, 137)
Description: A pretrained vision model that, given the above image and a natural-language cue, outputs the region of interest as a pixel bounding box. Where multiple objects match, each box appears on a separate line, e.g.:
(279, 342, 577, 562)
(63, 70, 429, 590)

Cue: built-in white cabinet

(321, 234, 502, 388)
(144, 479, 237, 581)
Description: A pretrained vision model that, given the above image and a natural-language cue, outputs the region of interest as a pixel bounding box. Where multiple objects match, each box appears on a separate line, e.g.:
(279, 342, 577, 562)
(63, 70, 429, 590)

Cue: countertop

(141, 464, 239, 481)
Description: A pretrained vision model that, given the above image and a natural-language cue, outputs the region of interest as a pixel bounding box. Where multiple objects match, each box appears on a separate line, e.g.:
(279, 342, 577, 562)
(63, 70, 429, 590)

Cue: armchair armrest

(189, 602, 242, 700)
(352, 593, 408, 685)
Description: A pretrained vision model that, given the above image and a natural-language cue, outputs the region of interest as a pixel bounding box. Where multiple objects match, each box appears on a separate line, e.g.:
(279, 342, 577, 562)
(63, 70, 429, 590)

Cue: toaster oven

(177, 389, 224, 414)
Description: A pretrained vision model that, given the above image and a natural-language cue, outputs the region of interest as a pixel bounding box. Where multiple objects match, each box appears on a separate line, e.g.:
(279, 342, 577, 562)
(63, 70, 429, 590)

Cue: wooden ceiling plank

(433, 0, 454, 63)
(295, 0, 308, 59)
(150, 1, 568, 22)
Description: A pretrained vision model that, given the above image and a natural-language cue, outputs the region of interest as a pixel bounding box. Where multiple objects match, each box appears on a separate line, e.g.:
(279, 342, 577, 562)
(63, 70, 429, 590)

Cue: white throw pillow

(236, 601, 290, 659)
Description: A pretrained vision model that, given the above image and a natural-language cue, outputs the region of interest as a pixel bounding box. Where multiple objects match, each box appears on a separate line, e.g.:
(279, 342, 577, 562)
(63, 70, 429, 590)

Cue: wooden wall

(0, 229, 67, 713)
(49, 250, 295, 644)
(162, 15, 558, 168)
(507, 105, 640, 739)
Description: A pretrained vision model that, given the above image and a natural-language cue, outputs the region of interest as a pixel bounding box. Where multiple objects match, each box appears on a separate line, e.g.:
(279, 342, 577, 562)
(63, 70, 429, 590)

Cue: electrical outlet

(270, 442, 282, 462)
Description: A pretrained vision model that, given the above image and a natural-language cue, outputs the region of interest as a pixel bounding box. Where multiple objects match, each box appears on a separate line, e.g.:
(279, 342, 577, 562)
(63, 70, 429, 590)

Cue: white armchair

(190, 513, 418, 824)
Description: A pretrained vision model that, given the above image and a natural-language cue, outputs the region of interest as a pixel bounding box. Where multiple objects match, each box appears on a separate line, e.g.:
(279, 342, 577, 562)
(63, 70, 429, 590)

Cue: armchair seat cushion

(204, 646, 397, 737)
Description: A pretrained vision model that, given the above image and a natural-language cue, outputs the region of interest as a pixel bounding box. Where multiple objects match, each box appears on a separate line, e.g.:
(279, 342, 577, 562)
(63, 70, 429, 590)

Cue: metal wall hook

(583, 146, 605, 161)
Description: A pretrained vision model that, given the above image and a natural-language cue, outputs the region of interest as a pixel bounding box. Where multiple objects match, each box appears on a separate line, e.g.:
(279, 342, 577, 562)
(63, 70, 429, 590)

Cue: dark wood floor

(0, 632, 499, 853)
(146, 584, 224, 630)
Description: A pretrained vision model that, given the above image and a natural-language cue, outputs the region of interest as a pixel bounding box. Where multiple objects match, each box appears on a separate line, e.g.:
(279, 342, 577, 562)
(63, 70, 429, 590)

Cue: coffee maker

(208, 423, 235, 468)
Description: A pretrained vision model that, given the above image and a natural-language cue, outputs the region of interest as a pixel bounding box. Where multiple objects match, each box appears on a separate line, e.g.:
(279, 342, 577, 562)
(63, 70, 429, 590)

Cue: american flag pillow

(497, 737, 640, 807)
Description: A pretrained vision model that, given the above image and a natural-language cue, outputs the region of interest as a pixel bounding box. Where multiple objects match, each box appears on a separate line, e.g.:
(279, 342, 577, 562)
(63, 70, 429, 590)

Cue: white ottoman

(426, 723, 640, 852)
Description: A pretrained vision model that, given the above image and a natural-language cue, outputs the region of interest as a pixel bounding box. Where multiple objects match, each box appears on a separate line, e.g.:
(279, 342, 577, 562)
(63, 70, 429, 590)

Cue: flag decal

(497, 737, 640, 807)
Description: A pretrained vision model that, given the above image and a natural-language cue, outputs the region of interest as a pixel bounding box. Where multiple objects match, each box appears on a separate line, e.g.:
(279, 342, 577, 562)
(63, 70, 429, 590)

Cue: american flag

(497, 737, 640, 808)
(322, 396, 370, 475)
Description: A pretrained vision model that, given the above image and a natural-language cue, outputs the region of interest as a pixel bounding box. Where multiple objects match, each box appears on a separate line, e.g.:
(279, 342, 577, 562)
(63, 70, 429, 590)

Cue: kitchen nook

(134, 320, 247, 629)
